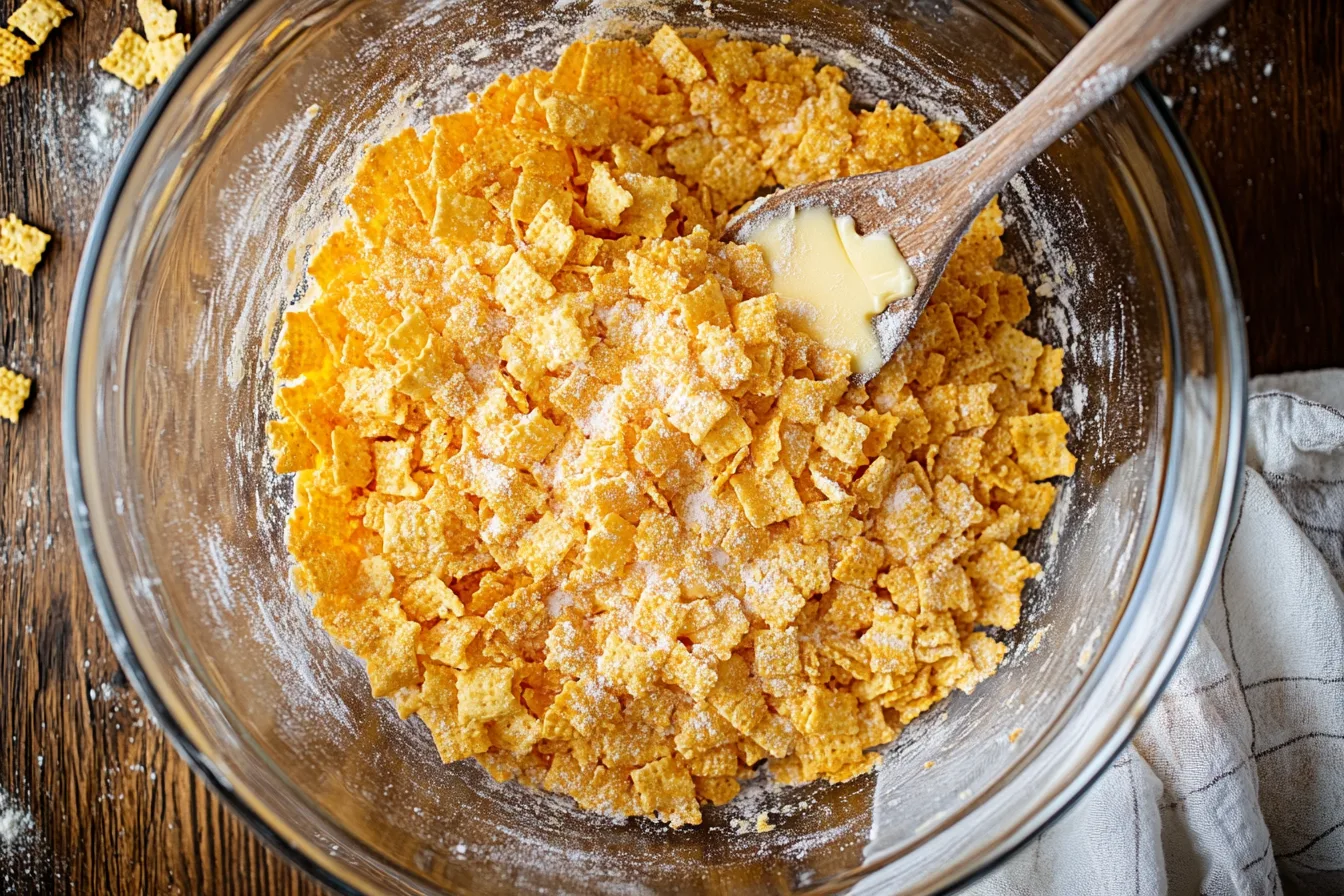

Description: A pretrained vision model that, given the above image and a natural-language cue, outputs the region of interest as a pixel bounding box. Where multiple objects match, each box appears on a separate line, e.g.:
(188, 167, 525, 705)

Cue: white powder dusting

(39, 63, 138, 180)
(1191, 28, 1235, 72)
(544, 589, 575, 617)
(0, 787, 36, 858)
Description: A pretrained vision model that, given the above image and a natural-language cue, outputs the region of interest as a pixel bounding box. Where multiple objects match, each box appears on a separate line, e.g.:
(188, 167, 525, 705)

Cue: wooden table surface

(1, 1, 1340, 893)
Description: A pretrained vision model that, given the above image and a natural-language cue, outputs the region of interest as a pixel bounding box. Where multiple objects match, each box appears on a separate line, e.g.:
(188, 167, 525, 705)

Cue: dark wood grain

(0, 1, 1339, 894)
(1098, 0, 1344, 373)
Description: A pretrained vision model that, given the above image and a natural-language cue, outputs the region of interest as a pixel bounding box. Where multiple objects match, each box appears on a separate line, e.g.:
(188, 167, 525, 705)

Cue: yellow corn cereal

(0, 214, 50, 275)
(146, 32, 188, 85)
(99, 29, 152, 89)
(0, 367, 32, 423)
(136, 0, 176, 41)
(8, 0, 70, 47)
(270, 28, 1073, 828)
(0, 28, 35, 84)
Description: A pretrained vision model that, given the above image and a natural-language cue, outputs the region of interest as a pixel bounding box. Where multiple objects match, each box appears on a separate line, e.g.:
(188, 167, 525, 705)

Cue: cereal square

(146, 32, 188, 85)
(699, 407, 751, 464)
(584, 511, 636, 574)
(330, 426, 373, 488)
(677, 278, 729, 329)
(732, 293, 778, 345)
(374, 440, 422, 497)
(457, 666, 518, 722)
(510, 173, 571, 224)
(0, 28, 35, 80)
(754, 627, 802, 684)
(0, 214, 50, 276)
(493, 251, 555, 316)
(137, 0, 177, 41)
(271, 309, 330, 380)
(664, 380, 731, 446)
(730, 464, 804, 528)
(8, 0, 71, 47)
(815, 408, 870, 468)
(631, 756, 700, 828)
(614, 173, 678, 239)
(401, 575, 465, 622)
(433, 188, 496, 245)
(648, 25, 705, 84)
(267, 419, 317, 473)
(541, 92, 613, 149)
(584, 162, 633, 229)
(832, 536, 884, 588)
(0, 367, 32, 423)
(517, 511, 580, 580)
(99, 29, 152, 90)
(1009, 412, 1076, 480)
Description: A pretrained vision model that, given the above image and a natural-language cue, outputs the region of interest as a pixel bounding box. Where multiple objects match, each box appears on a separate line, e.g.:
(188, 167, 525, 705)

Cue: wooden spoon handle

(956, 0, 1231, 209)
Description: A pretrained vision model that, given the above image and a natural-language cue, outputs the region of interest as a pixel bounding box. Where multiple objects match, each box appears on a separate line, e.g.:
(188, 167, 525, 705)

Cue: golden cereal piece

(137, 0, 177, 41)
(0, 28, 35, 83)
(0, 214, 50, 275)
(0, 367, 32, 423)
(7, 0, 70, 47)
(146, 32, 188, 85)
(1009, 412, 1078, 480)
(99, 29, 152, 89)
(648, 25, 705, 85)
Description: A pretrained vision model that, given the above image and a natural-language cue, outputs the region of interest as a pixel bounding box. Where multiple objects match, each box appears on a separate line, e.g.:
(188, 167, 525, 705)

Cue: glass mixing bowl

(63, 0, 1246, 892)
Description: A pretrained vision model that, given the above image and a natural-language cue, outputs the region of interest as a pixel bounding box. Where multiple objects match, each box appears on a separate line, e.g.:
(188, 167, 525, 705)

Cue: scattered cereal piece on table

(0, 367, 32, 423)
(100, 28, 152, 89)
(7, 0, 70, 47)
(136, 0, 177, 41)
(146, 31, 188, 84)
(0, 213, 50, 275)
(0, 27, 35, 84)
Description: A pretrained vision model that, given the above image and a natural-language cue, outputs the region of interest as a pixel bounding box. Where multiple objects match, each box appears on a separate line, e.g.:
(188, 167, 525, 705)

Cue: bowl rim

(61, 1, 1247, 894)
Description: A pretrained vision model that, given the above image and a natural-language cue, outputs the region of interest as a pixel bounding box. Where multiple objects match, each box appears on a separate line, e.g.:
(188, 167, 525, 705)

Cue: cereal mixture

(269, 27, 1075, 827)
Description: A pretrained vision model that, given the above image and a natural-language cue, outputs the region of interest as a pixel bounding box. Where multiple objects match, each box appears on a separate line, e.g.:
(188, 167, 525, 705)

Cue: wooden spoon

(723, 0, 1231, 379)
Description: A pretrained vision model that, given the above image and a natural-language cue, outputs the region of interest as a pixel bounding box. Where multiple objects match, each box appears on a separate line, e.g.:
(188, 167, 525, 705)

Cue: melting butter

(744, 206, 916, 376)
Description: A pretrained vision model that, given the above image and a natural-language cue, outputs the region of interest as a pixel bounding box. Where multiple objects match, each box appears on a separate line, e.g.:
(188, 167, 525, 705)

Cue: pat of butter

(744, 206, 916, 376)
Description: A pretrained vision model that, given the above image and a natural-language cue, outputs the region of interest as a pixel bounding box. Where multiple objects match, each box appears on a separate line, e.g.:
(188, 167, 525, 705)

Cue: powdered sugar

(1191, 26, 1235, 72)
(0, 790, 34, 854)
(0, 785, 39, 885)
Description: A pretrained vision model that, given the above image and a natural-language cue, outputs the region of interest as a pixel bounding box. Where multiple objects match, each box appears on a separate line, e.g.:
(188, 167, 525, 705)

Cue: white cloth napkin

(968, 370, 1344, 896)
